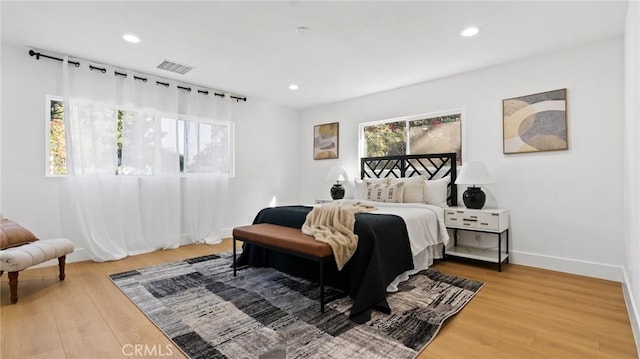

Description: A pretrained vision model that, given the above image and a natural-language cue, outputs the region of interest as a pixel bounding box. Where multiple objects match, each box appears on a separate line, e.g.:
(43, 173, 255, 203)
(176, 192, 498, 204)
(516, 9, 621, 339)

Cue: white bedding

(331, 199, 450, 291)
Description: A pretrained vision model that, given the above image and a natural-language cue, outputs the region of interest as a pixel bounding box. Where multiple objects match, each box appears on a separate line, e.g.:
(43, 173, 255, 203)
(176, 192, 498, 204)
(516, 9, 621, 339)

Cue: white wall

(225, 98, 301, 231)
(298, 37, 625, 281)
(624, 0, 640, 353)
(0, 44, 3, 218)
(1, 44, 65, 242)
(0, 43, 300, 261)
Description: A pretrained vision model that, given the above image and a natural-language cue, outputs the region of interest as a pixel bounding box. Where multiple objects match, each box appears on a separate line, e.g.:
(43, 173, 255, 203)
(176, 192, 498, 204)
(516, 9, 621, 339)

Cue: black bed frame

(360, 153, 458, 207)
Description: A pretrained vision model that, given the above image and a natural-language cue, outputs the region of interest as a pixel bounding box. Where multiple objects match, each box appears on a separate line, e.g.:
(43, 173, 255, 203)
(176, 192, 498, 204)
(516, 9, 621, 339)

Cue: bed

(235, 153, 457, 323)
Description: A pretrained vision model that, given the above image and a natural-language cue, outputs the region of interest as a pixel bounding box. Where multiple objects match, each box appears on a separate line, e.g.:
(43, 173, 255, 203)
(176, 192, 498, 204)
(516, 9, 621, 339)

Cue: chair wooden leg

(58, 255, 66, 281)
(8, 271, 18, 304)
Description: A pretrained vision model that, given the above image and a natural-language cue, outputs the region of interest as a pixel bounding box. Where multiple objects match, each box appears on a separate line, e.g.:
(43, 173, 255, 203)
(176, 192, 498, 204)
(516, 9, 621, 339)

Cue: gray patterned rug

(109, 252, 484, 359)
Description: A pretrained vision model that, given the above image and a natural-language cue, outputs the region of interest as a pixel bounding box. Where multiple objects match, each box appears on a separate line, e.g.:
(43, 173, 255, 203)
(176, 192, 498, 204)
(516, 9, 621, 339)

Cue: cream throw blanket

(302, 202, 376, 270)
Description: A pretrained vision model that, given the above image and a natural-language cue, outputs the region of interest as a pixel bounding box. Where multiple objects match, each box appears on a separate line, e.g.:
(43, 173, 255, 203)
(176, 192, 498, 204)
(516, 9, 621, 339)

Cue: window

(47, 96, 67, 175)
(360, 111, 462, 164)
(191, 122, 231, 173)
(119, 109, 155, 176)
(46, 97, 234, 176)
(362, 120, 406, 157)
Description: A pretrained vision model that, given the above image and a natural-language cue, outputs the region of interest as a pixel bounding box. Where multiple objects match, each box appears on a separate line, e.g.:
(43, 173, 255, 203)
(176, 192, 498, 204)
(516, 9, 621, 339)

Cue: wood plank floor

(1, 239, 637, 358)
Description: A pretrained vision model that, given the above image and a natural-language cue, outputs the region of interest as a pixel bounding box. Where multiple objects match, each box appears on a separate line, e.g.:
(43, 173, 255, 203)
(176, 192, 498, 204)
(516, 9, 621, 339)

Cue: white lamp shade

(455, 162, 494, 185)
(326, 166, 347, 182)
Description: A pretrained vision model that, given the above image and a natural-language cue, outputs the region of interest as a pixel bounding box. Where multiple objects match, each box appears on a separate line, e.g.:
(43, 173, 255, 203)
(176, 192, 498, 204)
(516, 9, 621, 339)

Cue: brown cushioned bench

(232, 223, 333, 312)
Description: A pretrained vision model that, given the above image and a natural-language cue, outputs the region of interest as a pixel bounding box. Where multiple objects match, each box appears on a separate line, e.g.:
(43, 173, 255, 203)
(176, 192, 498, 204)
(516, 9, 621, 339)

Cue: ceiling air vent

(156, 60, 193, 75)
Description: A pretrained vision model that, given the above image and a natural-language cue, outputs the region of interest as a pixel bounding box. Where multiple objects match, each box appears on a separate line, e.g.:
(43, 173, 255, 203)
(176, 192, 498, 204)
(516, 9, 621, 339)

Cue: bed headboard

(360, 153, 457, 206)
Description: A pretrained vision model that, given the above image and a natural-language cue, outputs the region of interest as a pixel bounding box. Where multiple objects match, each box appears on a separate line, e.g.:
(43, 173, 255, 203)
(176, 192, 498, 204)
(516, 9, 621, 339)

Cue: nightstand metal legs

(506, 230, 509, 264)
(498, 233, 502, 272)
(497, 229, 510, 272)
(453, 229, 458, 247)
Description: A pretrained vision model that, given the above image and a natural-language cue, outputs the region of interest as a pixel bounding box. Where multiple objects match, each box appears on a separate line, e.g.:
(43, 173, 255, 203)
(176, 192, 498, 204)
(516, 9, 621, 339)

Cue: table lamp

(326, 166, 346, 200)
(455, 162, 494, 209)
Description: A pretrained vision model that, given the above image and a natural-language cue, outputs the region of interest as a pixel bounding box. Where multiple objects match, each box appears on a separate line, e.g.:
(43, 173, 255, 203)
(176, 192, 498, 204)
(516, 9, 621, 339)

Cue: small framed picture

(503, 88, 568, 154)
(313, 122, 339, 160)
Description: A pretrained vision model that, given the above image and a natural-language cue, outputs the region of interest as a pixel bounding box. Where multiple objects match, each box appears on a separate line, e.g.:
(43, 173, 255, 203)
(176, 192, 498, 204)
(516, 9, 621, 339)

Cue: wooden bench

(232, 223, 333, 313)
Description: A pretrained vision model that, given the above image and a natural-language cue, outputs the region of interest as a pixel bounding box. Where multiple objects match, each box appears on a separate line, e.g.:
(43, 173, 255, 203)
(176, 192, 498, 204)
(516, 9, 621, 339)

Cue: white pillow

(361, 178, 390, 199)
(424, 177, 449, 207)
(389, 175, 426, 203)
(365, 182, 405, 203)
(353, 180, 363, 200)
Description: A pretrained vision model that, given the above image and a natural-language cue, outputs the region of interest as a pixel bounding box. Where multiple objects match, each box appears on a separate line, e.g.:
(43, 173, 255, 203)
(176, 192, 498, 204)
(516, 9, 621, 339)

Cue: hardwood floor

(1, 240, 637, 358)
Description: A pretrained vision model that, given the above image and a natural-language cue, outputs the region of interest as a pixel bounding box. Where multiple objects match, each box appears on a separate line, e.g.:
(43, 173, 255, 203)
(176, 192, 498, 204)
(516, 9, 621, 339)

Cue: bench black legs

(319, 258, 326, 313)
(233, 237, 237, 277)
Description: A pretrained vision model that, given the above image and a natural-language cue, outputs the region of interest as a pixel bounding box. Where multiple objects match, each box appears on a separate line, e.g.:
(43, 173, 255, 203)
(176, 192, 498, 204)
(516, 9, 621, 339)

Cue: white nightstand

(444, 206, 510, 271)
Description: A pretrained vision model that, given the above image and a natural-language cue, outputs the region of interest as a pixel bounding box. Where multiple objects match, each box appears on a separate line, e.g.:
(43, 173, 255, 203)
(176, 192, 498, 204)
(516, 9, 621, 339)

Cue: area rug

(109, 252, 484, 359)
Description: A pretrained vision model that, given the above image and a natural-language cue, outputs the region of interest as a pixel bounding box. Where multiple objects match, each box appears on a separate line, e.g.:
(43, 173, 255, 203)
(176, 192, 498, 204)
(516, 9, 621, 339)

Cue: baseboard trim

(622, 269, 640, 358)
(510, 250, 624, 282)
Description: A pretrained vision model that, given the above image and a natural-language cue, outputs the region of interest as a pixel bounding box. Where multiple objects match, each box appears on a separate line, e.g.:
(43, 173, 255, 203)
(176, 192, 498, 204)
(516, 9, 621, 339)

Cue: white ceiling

(1, 1, 629, 109)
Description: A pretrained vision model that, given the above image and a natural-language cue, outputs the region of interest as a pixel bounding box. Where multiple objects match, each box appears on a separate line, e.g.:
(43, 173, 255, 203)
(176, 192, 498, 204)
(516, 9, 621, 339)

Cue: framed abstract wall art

(503, 88, 568, 154)
(313, 122, 339, 160)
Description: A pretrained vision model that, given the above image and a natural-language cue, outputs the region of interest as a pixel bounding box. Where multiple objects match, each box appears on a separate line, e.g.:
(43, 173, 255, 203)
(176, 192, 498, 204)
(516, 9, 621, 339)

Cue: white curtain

(62, 58, 230, 261)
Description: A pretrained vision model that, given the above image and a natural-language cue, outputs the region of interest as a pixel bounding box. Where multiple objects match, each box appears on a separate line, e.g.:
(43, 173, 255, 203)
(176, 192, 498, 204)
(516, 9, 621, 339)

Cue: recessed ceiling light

(123, 34, 141, 43)
(460, 27, 479, 37)
(296, 26, 311, 36)
(289, 84, 299, 91)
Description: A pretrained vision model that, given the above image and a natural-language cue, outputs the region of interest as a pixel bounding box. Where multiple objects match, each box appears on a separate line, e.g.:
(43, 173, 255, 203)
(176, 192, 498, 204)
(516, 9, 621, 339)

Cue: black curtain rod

(89, 65, 106, 73)
(196, 90, 226, 98)
(29, 49, 243, 102)
(29, 49, 80, 67)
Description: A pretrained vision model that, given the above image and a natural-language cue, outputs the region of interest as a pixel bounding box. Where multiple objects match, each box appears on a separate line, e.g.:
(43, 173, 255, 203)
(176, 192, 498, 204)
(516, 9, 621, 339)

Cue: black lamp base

(462, 187, 486, 209)
(330, 183, 345, 200)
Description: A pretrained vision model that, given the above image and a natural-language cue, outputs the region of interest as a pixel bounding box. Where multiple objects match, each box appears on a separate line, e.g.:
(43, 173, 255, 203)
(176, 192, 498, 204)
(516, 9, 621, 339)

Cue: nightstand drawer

(445, 208, 508, 232)
(463, 212, 499, 230)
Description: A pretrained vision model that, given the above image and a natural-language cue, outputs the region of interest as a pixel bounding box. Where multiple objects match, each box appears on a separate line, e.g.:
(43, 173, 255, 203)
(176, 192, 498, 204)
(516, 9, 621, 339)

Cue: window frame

(180, 115, 235, 176)
(359, 109, 464, 164)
